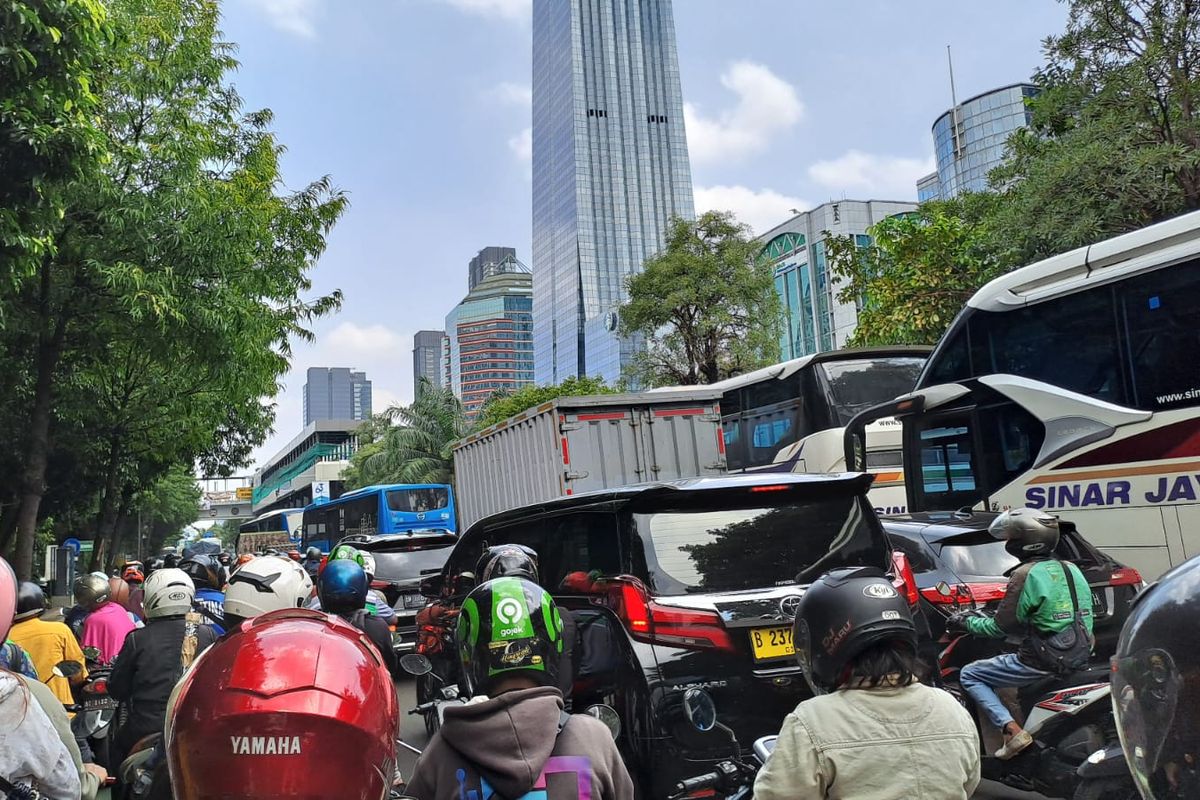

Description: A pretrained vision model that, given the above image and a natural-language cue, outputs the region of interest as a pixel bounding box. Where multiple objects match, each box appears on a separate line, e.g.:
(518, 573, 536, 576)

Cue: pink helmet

(0, 557, 17, 642)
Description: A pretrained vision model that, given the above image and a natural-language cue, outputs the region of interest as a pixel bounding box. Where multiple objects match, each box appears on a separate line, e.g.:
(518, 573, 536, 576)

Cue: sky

(220, 0, 1070, 470)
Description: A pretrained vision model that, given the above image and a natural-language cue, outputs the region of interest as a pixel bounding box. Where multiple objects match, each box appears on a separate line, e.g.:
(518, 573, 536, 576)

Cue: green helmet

(456, 577, 564, 697)
(329, 544, 363, 566)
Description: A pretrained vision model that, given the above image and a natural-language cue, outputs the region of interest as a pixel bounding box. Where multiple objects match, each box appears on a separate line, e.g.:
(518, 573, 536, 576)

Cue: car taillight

(1109, 567, 1143, 588)
(608, 579, 734, 652)
(890, 551, 920, 607)
(964, 582, 1007, 604)
(90, 678, 108, 695)
(370, 579, 390, 591)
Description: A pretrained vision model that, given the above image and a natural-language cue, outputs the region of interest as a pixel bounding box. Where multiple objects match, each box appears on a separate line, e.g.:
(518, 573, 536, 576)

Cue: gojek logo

(492, 580, 534, 640)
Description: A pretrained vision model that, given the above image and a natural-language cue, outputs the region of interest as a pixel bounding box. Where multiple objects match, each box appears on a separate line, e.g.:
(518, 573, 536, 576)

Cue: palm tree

(361, 380, 471, 486)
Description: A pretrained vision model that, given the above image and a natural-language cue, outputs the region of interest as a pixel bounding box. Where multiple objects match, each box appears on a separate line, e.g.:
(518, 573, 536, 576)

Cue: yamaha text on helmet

(989, 508, 1059, 560)
(456, 576, 564, 697)
(792, 566, 917, 695)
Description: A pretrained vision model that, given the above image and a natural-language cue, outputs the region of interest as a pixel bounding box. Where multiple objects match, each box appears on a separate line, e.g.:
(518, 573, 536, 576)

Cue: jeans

(960, 653, 1049, 729)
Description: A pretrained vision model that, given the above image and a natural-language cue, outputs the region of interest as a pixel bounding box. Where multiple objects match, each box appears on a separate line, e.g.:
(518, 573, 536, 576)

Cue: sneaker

(995, 729, 1034, 760)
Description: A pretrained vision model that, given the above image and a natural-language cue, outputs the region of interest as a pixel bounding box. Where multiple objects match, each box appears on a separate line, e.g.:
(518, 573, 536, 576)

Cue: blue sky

(223, 0, 1069, 466)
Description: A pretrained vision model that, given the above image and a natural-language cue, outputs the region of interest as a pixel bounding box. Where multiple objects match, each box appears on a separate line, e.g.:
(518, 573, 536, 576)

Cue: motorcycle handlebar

(670, 771, 722, 798)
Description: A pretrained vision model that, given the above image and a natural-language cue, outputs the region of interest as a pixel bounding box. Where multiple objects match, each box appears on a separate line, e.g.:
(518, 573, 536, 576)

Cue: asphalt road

(393, 676, 1049, 800)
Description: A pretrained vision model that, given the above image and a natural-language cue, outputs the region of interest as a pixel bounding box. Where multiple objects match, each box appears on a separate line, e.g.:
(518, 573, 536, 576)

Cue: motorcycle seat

(1018, 664, 1110, 708)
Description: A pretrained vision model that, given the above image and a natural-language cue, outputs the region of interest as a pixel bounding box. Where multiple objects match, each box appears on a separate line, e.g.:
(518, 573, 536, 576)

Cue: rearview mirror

(583, 704, 621, 740)
(682, 688, 716, 732)
(400, 654, 433, 677)
(418, 574, 444, 598)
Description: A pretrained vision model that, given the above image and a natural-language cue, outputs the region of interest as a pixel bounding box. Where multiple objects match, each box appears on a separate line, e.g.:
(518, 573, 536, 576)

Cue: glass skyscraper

(531, 0, 695, 384)
(917, 83, 1038, 200)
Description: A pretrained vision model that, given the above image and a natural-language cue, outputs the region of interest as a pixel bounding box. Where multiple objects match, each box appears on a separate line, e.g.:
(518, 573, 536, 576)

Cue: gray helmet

(74, 573, 112, 610)
(989, 509, 1059, 560)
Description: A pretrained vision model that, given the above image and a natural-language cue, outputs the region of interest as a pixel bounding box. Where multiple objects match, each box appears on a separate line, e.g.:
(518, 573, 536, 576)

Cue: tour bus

(654, 346, 930, 513)
(845, 209, 1200, 578)
(300, 483, 457, 553)
(235, 508, 303, 555)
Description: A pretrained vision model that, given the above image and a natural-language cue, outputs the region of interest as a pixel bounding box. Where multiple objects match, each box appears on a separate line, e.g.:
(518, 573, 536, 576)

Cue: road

(392, 676, 1048, 799)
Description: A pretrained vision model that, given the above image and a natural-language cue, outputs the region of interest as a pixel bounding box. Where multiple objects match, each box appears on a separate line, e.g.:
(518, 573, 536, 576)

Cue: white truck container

(453, 390, 726, 529)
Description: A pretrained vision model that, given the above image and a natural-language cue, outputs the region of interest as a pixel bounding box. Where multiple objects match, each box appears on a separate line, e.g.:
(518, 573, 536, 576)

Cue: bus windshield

(386, 487, 449, 513)
(819, 357, 927, 425)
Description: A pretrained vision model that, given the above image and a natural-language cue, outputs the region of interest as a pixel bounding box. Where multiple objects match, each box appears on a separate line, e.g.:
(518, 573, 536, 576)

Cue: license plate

(750, 626, 794, 661)
(1091, 590, 1107, 616)
(84, 696, 116, 711)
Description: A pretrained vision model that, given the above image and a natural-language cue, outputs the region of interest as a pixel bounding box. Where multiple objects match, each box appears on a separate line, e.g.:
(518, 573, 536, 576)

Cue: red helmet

(166, 608, 399, 800)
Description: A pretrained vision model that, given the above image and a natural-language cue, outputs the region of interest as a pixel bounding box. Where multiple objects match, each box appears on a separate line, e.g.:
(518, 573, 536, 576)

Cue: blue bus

(300, 484, 456, 553)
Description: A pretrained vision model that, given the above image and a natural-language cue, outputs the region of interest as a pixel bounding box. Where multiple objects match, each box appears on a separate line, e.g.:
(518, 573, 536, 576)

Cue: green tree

(129, 466, 202, 558)
(620, 212, 782, 388)
(3, 0, 345, 578)
(474, 376, 619, 428)
(340, 414, 394, 491)
(825, 197, 1011, 346)
(990, 0, 1200, 262)
(361, 380, 471, 486)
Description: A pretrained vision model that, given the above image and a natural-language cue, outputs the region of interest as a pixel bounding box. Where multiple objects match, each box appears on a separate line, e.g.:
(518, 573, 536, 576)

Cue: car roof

(467, 472, 874, 533)
(337, 530, 457, 549)
(880, 510, 999, 540)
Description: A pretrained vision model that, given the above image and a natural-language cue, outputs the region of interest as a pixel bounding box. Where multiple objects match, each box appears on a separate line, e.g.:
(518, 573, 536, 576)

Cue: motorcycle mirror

(583, 704, 621, 740)
(400, 654, 434, 677)
(52, 661, 83, 679)
(682, 688, 717, 733)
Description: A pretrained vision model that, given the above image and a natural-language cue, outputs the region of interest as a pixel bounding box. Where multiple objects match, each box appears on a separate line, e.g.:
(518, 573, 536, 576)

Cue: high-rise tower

(531, 0, 694, 383)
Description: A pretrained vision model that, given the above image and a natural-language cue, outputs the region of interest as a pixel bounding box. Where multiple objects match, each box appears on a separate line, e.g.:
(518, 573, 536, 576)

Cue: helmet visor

(1112, 648, 1182, 795)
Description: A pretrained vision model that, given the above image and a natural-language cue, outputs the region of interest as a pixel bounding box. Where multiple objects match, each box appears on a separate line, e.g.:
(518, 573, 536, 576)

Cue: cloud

(436, 0, 530, 21)
(807, 150, 935, 200)
(684, 61, 803, 164)
(490, 82, 532, 108)
(324, 321, 405, 357)
(694, 185, 810, 236)
(508, 127, 532, 163)
(244, 0, 319, 38)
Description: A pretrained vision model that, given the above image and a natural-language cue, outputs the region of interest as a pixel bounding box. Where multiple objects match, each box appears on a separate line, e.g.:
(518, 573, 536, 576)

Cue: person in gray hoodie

(405, 577, 633, 800)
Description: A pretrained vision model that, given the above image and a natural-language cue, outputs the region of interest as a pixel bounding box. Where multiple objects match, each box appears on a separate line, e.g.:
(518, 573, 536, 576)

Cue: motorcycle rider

(949, 509, 1094, 759)
(301, 546, 322, 580)
(107, 568, 219, 780)
(222, 555, 313, 629)
(309, 545, 395, 624)
(10, 580, 89, 709)
(755, 566, 979, 800)
(317, 559, 397, 675)
(77, 572, 136, 664)
(0, 557, 84, 800)
(179, 554, 226, 634)
(405, 576, 634, 800)
(1111, 553, 1200, 799)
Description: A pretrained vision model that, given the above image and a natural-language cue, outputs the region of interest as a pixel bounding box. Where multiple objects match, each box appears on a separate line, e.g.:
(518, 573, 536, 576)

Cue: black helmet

(217, 552, 232, 566)
(456, 577, 564, 697)
(305, 546, 322, 561)
(317, 559, 368, 615)
(163, 553, 179, 568)
(1112, 555, 1200, 799)
(74, 573, 112, 611)
(15, 581, 46, 622)
(475, 544, 540, 583)
(793, 566, 916, 695)
(180, 554, 222, 591)
(989, 508, 1059, 560)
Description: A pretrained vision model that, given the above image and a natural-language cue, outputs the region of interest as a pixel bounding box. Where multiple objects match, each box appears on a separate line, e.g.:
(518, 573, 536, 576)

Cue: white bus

(655, 346, 930, 513)
(236, 508, 304, 554)
(846, 210, 1200, 578)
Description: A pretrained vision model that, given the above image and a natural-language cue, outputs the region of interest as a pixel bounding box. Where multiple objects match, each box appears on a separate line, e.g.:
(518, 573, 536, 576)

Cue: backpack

(1028, 561, 1092, 674)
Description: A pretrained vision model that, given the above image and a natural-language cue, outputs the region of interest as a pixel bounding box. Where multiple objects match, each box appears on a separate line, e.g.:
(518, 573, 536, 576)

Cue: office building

(302, 367, 372, 425)
(412, 330, 445, 397)
(251, 419, 362, 513)
(532, 0, 695, 384)
(917, 83, 1038, 200)
(444, 253, 534, 418)
(758, 200, 917, 360)
(469, 246, 517, 292)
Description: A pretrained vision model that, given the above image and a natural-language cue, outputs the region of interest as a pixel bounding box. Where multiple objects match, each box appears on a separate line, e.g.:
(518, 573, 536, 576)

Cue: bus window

(913, 421, 978, 510)
(387, 487, 449, 512)
(921, 324, 971, 387)
(819, 357, 927, 425)
(742, 404, 802, 468)
(1120, 260, 1200, 410)
(722, 421, 744, 470)
(968, 286, 1126, 405)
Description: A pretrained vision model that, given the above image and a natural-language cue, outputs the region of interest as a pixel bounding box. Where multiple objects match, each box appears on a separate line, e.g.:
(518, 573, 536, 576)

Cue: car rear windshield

(937, 531, 1094, 579)
(819, 357, 926, 425)
(386, 487, 449, 512)
(634, 494, 886, 594)
(360, 538, 456, 581)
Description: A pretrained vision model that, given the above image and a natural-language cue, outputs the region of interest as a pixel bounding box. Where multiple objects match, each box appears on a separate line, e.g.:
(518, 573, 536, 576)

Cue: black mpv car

(418, 472, 909, 798)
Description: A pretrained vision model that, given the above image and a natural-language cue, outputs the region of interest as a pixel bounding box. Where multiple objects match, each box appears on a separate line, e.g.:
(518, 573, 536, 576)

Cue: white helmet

(223, 556, 313, 627)
(142, 569, 195, 619)
(359, 552, 376, 581)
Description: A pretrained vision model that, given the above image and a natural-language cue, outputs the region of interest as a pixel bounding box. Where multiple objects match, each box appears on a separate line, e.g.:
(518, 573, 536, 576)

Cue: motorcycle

(399, 653, 466, 736)
(939, 632, 1136, 799)
(667, 689, 771, 800)
(117, 733, 171, 800)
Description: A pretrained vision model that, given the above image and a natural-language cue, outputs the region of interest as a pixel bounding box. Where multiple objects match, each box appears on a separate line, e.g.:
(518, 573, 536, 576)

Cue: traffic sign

(236, 486, 253, 501)
(62, 538, 81, 554)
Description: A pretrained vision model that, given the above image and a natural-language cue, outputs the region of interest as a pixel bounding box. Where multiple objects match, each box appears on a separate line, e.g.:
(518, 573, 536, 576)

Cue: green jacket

(965, 559, 1094, 641)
